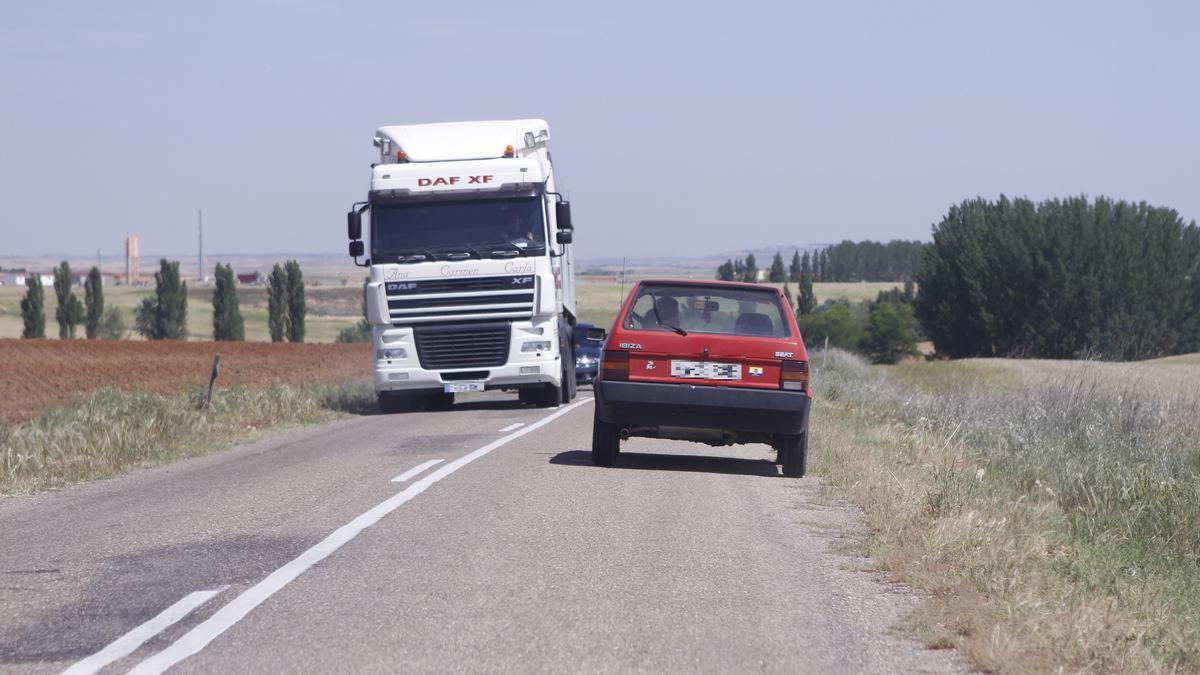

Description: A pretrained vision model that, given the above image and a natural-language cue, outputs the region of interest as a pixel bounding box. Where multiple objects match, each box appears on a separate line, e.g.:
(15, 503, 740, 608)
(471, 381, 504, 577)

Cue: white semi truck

(346, 119, 578, 412)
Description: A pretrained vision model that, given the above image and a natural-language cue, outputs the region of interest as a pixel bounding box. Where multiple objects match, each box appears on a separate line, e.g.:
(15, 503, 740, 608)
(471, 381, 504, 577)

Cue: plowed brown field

(0, 339, 372, 424)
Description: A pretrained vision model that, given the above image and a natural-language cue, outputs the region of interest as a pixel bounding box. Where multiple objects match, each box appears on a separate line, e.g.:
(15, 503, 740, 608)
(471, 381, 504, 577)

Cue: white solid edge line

(390, 458, 444, 483)
(129, 397, 594, 675)
(61, 586, 229, 675)
(497, 422, 525, 432)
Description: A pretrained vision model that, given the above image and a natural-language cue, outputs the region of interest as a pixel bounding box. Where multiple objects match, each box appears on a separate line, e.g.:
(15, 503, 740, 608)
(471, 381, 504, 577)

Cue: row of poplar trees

(19, 259, 306, 343)
(19, 262, 110, 339)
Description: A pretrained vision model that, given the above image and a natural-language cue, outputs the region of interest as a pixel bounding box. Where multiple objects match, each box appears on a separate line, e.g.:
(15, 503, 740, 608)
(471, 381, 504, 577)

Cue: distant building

(125, 235, 140, 284)
(236, 271, 263, 285)
(0, 273, 54, 286)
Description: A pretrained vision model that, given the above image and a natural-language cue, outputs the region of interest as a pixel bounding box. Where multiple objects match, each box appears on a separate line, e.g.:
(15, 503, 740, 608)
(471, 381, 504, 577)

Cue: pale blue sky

(2, 1, 1197, 259)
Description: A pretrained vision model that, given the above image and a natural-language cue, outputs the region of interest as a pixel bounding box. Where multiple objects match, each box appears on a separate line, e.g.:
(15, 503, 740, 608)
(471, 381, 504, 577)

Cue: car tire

(780, 432, 807, 478)
(591, 412, 619, 467)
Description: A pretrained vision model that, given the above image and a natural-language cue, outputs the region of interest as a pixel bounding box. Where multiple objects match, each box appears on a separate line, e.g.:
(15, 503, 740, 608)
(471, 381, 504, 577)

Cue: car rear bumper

(594, 380, 811, 435)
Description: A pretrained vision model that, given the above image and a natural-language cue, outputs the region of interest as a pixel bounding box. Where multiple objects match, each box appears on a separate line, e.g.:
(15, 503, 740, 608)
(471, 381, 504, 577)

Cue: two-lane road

(0, 391, 959, 673)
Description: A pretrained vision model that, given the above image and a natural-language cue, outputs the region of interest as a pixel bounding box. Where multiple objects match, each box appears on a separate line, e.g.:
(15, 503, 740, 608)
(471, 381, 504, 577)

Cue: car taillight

(780, 360, 809, 393)
(600, 350, 629, 381)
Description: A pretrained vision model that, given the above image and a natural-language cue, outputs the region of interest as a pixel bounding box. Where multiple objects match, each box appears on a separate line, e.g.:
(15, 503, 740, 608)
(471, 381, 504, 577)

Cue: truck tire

(423, 392, 454, 410)
(780, 432, 807, 478)
(560, 321, 577, 404)
(378, 392, 415, 414)
(537, 382, 561, 408)
(591, 411, 619, 467)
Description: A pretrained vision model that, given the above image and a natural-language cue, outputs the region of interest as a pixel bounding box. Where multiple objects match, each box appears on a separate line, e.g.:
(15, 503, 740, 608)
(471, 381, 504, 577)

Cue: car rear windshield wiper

(647, 292, 688, 336)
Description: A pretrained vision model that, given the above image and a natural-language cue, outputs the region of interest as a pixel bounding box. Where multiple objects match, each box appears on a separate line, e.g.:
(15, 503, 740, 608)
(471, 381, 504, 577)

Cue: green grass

(0, 382, 375, 494)
(812, 349, 1200, 671)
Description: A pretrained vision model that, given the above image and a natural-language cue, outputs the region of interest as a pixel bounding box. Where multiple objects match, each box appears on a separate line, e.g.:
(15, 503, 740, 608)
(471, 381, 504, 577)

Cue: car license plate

(671, 360, 741, 380)
(444, 382, 485, 393)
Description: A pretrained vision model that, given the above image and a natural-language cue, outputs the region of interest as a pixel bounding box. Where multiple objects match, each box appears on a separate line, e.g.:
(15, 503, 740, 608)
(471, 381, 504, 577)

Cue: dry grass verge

(0, 383, 375, 495)
(810, 349, 1200, 672)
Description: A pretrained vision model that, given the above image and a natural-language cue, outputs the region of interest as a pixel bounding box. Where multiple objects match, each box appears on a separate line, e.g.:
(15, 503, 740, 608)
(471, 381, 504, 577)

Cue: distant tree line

(916, 195, 1200, 360)
(18, 259, 307, 343)
(717, 240, 926, 284)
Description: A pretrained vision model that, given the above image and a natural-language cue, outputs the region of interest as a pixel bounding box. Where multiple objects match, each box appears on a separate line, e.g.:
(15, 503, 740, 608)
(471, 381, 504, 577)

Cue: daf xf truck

(345, 119, 578, 412)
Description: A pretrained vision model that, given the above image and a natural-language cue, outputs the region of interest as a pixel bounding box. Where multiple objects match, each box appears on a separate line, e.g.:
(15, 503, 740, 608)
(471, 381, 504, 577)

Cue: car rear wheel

(591, 412, 619, 467)
(780, 432, 807, 478)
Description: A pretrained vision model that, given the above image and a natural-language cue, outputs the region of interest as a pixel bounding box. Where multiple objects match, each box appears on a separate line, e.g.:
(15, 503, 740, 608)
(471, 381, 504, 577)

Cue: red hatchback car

(592, 279, 812, 477)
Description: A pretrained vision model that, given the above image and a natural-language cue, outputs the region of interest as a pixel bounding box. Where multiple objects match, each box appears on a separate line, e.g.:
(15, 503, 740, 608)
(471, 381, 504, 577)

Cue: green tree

(84, 267, 104, 339)
(782, 282, 793, 309)
(798, 300, 866, 351)
(716, 259, 735, 281)
(917, 195, 1200, 360)
(98, 307, 127, 339)
(796, 253, 817, 315)
(863, 301, 919, 364)
(789, 250, 802, 282)
(134, 259, 188, 340)
(768, 251, 787, 282)
(267, 264, 288, 342)
(285, 260, 306, 342)
(212, 263, 245, 341)
(53, 261, 84, 339)
(742, 254, 758, 283)
(19, 275, 46, 339)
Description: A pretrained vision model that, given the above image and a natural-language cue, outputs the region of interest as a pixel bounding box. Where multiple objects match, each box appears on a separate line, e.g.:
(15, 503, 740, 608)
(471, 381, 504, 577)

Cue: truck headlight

(522, 340, 552, 353)
(377, 348, 408, 360)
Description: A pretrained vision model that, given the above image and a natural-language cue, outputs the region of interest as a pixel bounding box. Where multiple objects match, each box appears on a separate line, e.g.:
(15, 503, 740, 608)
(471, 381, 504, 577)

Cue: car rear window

(622, 284, 792, 338)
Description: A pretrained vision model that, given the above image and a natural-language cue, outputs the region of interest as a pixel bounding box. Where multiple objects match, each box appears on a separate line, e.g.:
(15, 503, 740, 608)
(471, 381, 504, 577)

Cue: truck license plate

(444, 382, 485, 393)
(671, 360, 741, 380)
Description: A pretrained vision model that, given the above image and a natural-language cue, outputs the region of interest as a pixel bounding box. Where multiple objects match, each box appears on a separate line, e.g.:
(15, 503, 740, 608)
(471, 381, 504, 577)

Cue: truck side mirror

(347, 210, 362, 240)
(556, 229, 573, 245)
(349, 240, 364, 258)
(555, 201, 572, 230)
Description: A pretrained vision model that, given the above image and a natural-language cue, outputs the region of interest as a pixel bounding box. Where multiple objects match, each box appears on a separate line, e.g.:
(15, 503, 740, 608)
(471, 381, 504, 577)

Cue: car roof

(635, 278, 782, 292)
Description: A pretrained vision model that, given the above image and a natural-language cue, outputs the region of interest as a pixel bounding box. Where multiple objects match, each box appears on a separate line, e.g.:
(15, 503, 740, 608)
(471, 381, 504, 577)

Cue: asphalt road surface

(0, 389, 960, 674)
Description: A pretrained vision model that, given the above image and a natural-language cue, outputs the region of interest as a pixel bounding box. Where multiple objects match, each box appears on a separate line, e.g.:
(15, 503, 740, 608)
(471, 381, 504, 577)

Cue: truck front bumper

(594, 380, 811, 436)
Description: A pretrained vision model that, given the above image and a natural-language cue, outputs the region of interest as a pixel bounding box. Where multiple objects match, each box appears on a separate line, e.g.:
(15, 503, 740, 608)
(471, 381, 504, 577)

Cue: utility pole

(198, 208, 204, 283)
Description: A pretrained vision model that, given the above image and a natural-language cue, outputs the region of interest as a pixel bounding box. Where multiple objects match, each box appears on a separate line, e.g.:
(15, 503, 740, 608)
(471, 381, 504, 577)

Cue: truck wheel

(591, 411, 619, 467)
(378, 393, 414, 414)
(560, 324, 577, 404)
(423, 392, 454, 410)
(780, 432, 808, 478)
(537, 382, 561, 408)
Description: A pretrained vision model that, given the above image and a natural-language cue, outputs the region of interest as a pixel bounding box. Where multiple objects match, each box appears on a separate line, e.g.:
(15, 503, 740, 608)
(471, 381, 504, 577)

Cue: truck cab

(346, 120, 577, 411)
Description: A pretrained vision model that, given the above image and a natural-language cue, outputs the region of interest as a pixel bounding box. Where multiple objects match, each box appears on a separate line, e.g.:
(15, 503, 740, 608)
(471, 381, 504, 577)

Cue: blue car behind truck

(573, 323, 605, 384)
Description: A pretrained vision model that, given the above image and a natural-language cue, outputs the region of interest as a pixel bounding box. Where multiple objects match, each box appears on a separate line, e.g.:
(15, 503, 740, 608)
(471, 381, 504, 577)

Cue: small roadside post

(206, 355, 221, 407)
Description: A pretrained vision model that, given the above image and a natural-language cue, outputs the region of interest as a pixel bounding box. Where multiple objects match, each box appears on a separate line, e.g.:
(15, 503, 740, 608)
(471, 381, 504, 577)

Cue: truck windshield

(371, 196, 546, 261)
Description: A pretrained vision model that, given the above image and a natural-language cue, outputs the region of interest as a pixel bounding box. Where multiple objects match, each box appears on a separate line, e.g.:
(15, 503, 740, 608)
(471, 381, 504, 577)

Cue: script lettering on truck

(417, 175, 495, 187)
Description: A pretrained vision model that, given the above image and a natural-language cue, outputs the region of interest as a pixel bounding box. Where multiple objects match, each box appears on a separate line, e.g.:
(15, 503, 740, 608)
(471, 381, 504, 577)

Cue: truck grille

(414, 322, 511, 370)
(385, 275, 535, 325)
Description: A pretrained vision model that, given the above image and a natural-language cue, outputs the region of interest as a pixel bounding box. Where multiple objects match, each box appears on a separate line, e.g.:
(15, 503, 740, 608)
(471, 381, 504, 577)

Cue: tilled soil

(0, 339, 371, 423)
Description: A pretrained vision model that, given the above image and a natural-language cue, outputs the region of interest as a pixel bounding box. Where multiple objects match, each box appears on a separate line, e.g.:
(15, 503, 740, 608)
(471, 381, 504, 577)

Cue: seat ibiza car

(592, 280, 812, 477)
